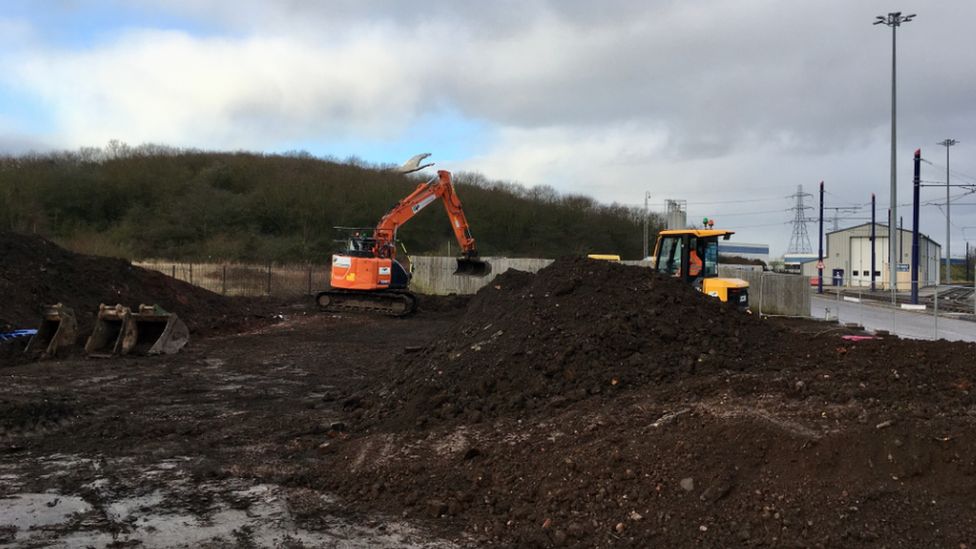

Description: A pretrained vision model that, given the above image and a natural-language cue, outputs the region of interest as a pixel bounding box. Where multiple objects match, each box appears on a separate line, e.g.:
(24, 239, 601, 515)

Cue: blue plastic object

(0, 329, 37, 342)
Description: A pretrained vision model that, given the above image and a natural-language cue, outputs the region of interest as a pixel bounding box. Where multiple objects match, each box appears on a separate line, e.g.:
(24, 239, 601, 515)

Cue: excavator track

(315, 290, 416, 317)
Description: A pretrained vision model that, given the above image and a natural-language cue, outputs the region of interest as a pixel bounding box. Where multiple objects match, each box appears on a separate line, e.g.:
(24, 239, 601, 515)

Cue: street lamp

(874, 11, 915, 302)
(938, 138, 957, 284)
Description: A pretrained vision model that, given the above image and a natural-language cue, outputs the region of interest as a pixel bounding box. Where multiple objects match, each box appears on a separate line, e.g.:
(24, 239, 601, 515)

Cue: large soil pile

(0, 231, 258, 336)
(320, 258, 976, 547)
(367, 258, 782, 429)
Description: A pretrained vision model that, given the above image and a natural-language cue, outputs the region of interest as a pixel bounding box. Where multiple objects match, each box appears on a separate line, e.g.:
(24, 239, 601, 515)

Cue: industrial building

(717, 242, 769, 263)
(798, 223, 941, 289)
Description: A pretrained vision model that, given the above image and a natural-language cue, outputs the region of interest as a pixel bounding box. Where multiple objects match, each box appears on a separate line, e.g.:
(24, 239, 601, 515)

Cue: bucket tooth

(129, 304, 189, 355)
(25, 303, 78, 359)
(84, 304, 135, 358)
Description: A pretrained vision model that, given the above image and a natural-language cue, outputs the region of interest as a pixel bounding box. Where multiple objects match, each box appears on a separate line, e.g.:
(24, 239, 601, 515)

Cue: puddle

(0, 452, 460, 548)
(104, 490, 166, 522)
(0, 493, 91, 531)
(0, 483, 458, 549)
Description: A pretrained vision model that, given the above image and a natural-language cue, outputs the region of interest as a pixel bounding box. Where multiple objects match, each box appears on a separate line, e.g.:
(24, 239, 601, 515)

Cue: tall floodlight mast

(937, 138, 957, 284)
(874, 11, 915, 302)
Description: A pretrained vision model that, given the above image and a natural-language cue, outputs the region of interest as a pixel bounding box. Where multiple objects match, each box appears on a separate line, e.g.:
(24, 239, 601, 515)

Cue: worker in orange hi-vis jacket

(688, 246, 703, 277)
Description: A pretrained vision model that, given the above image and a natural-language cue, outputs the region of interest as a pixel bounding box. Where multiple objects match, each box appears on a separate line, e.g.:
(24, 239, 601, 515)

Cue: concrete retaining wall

(409, 256, 553, 295)
(409, 257, 810, 317)
(718, 266, 810, 316)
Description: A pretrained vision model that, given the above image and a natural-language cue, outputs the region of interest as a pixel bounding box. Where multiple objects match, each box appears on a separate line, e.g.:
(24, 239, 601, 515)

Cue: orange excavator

(316, 163, 490, 316)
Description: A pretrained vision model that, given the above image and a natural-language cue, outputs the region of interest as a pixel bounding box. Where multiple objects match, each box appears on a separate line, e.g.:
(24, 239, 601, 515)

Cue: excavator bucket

(454, 257, 492, 277)
(84, 304, 135, 358)
(129, 304, 189, 355)
(25, 304, 78, 359)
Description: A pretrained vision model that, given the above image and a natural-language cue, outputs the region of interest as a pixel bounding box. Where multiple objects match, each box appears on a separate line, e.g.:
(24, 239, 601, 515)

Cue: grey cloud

(6, 0, 975, 255)
(109, 1, 976, 160)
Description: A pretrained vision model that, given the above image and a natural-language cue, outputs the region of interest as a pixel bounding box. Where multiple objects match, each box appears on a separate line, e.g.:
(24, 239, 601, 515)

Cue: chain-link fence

(810, 274, 976, 342)
(136, 261, 329, 297)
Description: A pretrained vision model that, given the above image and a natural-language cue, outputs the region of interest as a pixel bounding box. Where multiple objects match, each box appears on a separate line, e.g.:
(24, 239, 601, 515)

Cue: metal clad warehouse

(800, 223, 941, 289)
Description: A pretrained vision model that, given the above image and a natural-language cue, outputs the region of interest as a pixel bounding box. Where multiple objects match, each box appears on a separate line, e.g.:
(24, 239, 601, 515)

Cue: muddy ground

(2, 298, 975, 548)
(2, 247, 976, 548)
(0, 302, 468, 548)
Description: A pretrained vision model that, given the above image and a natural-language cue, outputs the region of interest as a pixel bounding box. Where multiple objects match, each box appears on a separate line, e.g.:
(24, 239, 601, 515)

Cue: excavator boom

(372, 170, 490, 276)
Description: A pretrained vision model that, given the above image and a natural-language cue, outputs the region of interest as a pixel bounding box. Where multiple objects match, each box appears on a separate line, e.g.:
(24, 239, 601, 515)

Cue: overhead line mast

(787, 185, 814, 255)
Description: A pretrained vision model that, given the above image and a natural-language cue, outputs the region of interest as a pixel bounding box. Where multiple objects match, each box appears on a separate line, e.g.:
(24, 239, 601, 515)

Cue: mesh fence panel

(135, 262, 329, 297)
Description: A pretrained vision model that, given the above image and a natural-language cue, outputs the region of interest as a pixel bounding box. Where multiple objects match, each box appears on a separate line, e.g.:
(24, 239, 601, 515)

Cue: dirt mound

(412, 293, 471, 314)
(316, 264, 976, 546)
(3, 271, 976, 547)
(366, 258, 780, 429)
(0, 231, 261, 338)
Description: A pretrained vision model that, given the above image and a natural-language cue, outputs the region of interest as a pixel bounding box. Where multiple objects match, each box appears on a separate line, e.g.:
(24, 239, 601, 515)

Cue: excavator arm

(372, 170, 490, 276)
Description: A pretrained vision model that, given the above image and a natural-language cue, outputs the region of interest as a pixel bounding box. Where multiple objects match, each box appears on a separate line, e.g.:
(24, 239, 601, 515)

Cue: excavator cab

(652, 229, 749, 308)
(332, 228, 412, 291)
(344, 233, 376, 257)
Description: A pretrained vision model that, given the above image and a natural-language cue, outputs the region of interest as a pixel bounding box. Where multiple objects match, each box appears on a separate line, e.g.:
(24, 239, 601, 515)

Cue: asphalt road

(811, 294, 976, 343)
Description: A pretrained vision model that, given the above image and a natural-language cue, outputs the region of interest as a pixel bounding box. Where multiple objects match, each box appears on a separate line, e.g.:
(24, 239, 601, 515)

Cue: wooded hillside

(0, 144, 661, 262)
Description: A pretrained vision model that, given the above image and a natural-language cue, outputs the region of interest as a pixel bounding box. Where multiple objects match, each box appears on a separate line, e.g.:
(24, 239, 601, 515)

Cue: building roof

(718, 243, 770, 254)
(826, 222, 940, 247)
(783, 256, 819, 264)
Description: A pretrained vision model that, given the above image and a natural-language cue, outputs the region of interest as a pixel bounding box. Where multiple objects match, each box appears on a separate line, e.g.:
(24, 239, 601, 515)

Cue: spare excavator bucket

(84, 304, 135, 358)
(25, 303, 78, 359)
(129, 304, 189, 355)
(455, 257, 492, 277)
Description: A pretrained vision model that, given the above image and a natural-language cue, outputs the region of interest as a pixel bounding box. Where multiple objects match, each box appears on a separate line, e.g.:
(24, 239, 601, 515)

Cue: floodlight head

(905, 14, 916, 21)
(891, 11, 901, 17)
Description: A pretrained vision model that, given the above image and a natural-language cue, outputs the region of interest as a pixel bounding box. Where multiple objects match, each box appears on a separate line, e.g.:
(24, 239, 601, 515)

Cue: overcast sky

(2, 0, 975, 258)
